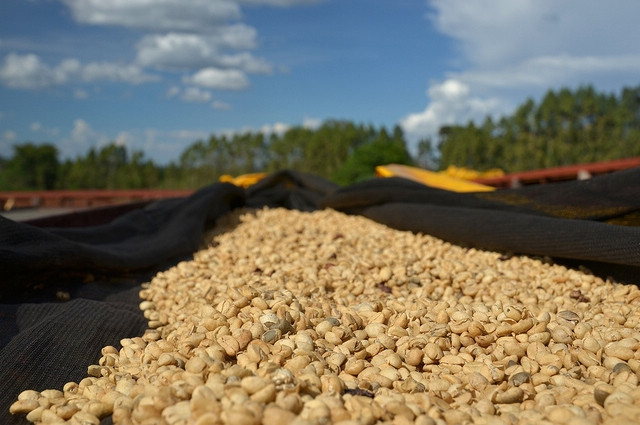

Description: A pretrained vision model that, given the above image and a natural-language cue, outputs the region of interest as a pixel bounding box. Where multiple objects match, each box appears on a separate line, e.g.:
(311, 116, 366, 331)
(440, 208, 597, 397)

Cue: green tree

(0, 143, 59, 190)
(436, 84, 640, 172)
(333, 126, 413, 185)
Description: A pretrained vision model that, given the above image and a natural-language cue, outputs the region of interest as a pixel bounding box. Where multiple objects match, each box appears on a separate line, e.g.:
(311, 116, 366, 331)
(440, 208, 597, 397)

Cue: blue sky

(1, 0, 640, 164)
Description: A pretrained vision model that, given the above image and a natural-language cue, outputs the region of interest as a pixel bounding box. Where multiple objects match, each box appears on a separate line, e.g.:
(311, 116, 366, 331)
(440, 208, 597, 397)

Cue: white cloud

(302, 117, 322, 130)
(81, 62, 159, 84)
(135, 29, 271, 73)
(53, 118, 113, 159)
(400, 79, 503, 143)
(218, 121, 291, 140)
(12, 0, 311, 100)
(259, 122, 290, 136)
(185, 67, 249, 90)
(135, 27, 257, 68)
(62, 0, 241, 32)
(114, 131, 131, 148)
(136, 34, 214, 70)
(459, 54, 640, 89)
(71, 119, 93, 144)
(430, 1, 639, 67)
(212, 100, 232, 110)
(0, 53, 159, 89)
(0, 53, 60, 89)
(239, 0, 323, 6)
(181, 86, 212, 102)
(428, 0, 640, 91)
(70, 118, 109, 146)
(216, 52, 272, 74)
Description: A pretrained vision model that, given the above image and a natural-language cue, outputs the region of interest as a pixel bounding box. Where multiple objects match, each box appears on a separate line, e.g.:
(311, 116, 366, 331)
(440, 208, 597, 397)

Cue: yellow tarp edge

(219, 172, 267, 188)
(376, 164, 496, 192)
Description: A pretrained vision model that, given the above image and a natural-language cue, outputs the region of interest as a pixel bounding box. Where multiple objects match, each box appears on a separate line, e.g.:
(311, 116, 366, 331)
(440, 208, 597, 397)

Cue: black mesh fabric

(1, 168, 639, 424)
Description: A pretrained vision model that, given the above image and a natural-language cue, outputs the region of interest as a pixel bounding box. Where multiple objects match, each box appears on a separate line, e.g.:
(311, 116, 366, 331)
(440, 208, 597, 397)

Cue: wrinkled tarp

(2, 169, 640, 424)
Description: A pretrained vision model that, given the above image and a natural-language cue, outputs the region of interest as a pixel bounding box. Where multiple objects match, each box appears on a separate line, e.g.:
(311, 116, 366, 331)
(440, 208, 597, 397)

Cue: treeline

(435, 85, 640, 171)
(0, 121, 412, 190)
(1, 84, 639, 190)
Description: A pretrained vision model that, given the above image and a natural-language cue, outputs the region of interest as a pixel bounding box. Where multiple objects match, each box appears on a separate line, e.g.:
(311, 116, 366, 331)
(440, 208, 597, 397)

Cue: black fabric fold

(322, 167, 640, 222)
(245, 169, 339, 211)
(0, 182, 245, 282)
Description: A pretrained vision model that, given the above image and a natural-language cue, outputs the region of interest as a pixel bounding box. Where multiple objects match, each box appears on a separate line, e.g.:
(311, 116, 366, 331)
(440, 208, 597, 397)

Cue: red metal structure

(0, 189, 193, 210)
(0, 189, 195, 226)
(472, 157, 640, 188)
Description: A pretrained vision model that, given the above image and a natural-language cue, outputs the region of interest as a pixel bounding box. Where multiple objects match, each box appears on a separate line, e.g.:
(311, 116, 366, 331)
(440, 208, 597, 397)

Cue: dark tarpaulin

(2, 168, 640, 424)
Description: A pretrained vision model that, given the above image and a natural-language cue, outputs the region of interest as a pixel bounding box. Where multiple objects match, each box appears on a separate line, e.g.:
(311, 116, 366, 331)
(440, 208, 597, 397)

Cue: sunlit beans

(10, 208, 640, 425)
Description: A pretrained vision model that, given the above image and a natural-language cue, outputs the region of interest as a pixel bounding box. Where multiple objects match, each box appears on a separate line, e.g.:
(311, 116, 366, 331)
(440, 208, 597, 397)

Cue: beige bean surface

(10, 207, 640, 425)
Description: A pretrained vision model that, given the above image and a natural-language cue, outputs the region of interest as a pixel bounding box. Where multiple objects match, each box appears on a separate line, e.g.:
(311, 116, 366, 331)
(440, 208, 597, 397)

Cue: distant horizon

(2, 0, 640, 164)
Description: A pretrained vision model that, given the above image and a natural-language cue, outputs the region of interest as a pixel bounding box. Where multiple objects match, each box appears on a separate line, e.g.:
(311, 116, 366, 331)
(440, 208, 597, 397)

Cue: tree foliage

(0, 121, 412, 189)
(0, 143, 59, 190)
(333, 126, 412, 184)
(437, 84, 640, 172)
(56, 144, 161, 189)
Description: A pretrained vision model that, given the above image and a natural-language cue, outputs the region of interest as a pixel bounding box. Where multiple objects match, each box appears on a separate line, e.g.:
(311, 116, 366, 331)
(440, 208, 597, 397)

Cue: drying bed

(10, 207, 640, 425)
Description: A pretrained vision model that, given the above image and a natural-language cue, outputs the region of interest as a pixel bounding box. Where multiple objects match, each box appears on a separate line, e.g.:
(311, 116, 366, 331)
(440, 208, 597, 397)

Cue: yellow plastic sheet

(218, 172, 267, 188)
(376, 164, 496, 192)
(442, 165, 504, 181)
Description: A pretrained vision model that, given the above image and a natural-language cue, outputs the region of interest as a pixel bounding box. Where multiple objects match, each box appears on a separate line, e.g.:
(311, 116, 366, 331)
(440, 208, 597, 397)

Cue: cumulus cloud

(429, 0, 640, 91)
(185, 67, 249, 90)
(239, 0, 323, 5)
(181, 87, 213, 102)
(439, 1, 638, 62)
(302, 117, 322, 130)
(136, 28, 255, 68)
(52, 118, 112, 158)
(114, 131, 132, 148)
(9, 0, 313, 99)
(0, 53, 158, 89)
(459, 54, 640, 89)
(71, 119, 95, 145)
(0, 53, 64, 89)
(135, 29, 271, 73)
(219, 121, 291, 139)
(81, 62, 159, 84)
(62, 0, 241, 32)
(260, 122, 290, 135)
(401, 79, 502, 142)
